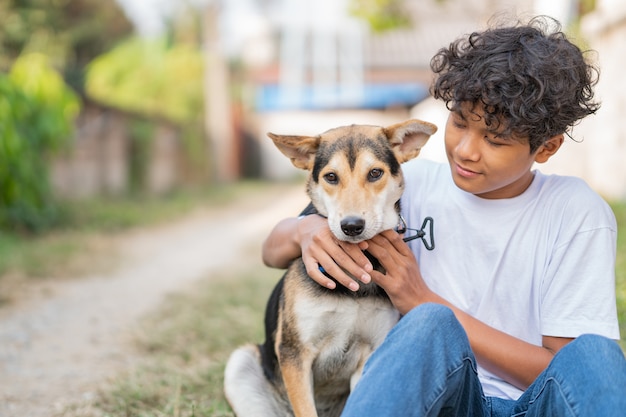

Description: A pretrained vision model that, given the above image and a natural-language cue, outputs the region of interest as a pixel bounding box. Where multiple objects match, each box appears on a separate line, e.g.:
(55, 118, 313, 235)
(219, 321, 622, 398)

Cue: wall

(50, 103, 195, 199)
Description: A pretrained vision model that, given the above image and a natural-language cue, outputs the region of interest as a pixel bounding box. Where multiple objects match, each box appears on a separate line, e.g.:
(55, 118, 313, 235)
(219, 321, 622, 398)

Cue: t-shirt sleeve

(540, 189, 620, 340)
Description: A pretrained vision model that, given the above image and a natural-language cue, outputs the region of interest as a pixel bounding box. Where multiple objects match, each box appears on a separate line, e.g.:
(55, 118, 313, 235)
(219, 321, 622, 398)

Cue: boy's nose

(455, 134, 481, 161)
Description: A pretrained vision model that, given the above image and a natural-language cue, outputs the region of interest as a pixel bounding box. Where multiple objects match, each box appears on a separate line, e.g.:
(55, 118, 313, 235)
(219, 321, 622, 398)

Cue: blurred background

(1, 0, 625, 236)
(1, 1, 625, 415)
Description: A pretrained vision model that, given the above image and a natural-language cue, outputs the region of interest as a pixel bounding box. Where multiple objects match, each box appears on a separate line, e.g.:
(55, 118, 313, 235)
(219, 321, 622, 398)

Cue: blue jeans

(341, 303, 626, 417)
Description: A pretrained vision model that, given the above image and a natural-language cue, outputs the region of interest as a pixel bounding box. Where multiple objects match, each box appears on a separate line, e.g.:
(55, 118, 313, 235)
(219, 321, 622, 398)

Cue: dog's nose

(341, 216, 365, 237)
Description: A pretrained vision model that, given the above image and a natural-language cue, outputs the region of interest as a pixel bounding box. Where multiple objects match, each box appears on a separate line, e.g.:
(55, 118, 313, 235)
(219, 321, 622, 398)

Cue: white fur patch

(224, 345, 291, 416)
(293, 292, 399, 383)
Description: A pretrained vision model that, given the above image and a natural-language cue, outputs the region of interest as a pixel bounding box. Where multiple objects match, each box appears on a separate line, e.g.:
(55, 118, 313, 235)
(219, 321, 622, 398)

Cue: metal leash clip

(397, 214, 435, 251)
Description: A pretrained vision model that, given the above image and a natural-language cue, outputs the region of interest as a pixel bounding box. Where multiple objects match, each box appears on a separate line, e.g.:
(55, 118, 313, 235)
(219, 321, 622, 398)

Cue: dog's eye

(368, 168, 383, 182)
(323, 172, 338, 184)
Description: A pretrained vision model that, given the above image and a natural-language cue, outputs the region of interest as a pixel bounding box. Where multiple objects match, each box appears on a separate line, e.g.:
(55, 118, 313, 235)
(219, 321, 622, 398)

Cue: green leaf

(86, 37, 204, 124)
(0, 53, 80, 232)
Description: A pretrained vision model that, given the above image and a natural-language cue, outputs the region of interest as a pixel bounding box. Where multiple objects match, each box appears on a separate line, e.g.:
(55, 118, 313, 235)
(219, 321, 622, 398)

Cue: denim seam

(424, 357, 480, 416)
(510, 376, 577, 417)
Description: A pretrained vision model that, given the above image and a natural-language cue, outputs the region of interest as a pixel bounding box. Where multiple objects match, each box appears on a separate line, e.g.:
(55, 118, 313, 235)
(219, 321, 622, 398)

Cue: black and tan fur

(224, 120, 437, 417)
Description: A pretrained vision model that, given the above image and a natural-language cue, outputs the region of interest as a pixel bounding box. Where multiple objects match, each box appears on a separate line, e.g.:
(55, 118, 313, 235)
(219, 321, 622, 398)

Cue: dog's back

(224, 120, 437, 417)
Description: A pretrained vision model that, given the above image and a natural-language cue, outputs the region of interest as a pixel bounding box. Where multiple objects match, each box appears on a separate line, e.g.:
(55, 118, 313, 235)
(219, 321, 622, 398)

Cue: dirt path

(0, 185, 308, 417)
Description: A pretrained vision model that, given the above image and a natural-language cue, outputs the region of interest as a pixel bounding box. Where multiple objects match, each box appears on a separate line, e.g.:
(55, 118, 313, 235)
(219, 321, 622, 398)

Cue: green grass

(69, 262, 281, 417)
(612, 201, 626, 351)
(55, 183, 263, 233)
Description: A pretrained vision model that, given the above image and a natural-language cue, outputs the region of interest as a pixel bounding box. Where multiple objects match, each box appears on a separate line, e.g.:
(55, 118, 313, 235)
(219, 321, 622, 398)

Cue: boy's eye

(323, 172, 338, 184)
(484, 136, 505, 147)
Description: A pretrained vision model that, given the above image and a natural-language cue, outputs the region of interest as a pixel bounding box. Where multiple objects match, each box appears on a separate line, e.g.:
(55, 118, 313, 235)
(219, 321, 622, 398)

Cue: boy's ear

(534, 134, 564, 163)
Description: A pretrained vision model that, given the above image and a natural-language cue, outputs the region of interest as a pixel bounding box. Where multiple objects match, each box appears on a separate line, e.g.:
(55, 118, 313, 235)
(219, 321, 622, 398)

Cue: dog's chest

(294, 294, 397, 343)
(293, 291, 399, 380)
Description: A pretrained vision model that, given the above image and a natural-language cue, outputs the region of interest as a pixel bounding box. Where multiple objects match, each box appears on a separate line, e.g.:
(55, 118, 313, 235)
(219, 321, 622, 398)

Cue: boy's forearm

(262, 217, 302, 268)
(437, 295, 564, 390)
(461, 311, 552, 390)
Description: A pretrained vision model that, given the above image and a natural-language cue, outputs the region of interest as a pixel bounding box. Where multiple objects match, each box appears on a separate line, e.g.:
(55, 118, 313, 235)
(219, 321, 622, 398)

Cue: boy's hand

(365, 229, 436, 314)
(298, 215, 373, 291)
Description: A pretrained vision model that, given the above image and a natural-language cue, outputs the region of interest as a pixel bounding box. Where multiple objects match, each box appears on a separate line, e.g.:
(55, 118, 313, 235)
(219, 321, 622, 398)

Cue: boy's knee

(561, 334, 623, 362)
(375, 303, 472, 374)
(551, 334, 626, 385)
(402, 303, 456, 326)
(397, 303, 466, 345)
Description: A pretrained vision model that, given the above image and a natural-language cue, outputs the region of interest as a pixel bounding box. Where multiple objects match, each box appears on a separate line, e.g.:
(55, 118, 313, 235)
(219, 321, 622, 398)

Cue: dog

(224, 119, 437, 417)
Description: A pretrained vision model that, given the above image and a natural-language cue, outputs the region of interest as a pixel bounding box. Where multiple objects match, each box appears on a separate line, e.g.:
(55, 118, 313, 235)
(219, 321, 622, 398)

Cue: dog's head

(268, 119, 437, 243)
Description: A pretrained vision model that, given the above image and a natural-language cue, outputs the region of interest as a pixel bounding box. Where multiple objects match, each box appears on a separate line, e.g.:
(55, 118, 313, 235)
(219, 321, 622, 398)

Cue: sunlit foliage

(86, 37, 204, 125)
(0, 53, 80, 231)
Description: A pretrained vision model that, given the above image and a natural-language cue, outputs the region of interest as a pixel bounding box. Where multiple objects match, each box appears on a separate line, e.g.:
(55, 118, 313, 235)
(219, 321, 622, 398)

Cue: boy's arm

(440, 302, 572, 390)
(261, 216, 304, 269)
(365, 230, 573, 390)
(261, 214, 374, 291)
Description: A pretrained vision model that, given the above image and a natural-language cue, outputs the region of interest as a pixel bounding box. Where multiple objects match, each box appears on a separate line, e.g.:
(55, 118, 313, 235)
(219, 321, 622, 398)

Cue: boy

(261, 16, 626, 416)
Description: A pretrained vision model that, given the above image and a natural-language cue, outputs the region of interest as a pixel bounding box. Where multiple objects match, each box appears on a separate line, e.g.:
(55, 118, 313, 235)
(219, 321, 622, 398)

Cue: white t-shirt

(400, 159, 620, 400)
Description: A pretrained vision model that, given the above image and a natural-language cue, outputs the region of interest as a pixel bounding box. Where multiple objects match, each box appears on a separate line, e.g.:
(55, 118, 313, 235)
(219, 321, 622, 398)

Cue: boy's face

(444, 103, 538, 199)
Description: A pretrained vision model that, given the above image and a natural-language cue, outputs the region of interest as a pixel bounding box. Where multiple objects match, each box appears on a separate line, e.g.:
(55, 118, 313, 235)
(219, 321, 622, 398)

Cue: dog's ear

(267, 133, 321, 170)
(384, 120, 437, 163)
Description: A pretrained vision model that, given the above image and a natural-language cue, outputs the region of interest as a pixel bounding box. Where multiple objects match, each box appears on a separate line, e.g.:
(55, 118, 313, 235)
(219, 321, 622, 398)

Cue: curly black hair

(430, 16, 600, 153)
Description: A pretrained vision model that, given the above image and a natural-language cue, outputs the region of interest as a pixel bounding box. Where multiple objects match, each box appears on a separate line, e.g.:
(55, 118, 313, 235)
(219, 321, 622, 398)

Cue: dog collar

(395, 214, 407, 234)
